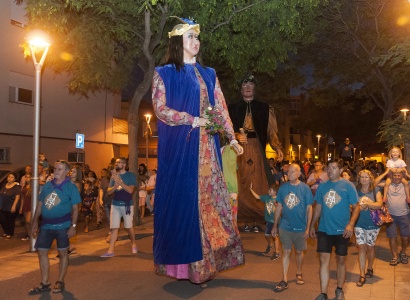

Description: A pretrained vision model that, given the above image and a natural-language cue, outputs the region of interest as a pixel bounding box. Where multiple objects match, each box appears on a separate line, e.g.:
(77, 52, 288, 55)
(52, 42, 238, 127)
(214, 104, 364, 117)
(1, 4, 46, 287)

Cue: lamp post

(27, 30, 51, 252)
(298, 144, 301, 161)
(314, 147, 316, 158)
(144, 114, 152, 168)
(353, 148, 357, 161)
(359, 151, 362, 159)
(316, 135, 321, 160)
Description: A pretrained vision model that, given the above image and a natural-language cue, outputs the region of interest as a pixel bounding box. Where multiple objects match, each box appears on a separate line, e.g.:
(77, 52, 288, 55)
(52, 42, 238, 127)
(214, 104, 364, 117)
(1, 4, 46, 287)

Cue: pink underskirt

(165, 264, 189, 279)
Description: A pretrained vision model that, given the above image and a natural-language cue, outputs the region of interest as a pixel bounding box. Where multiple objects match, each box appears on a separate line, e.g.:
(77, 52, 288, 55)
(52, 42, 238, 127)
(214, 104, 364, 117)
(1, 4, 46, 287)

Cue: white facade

(0, 0, 128, 172)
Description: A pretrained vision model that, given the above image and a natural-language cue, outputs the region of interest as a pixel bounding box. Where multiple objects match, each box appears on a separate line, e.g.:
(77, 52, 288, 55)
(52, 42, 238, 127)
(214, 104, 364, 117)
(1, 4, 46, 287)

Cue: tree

(23, 0, 323, 172)
(300, 0, 410, 120)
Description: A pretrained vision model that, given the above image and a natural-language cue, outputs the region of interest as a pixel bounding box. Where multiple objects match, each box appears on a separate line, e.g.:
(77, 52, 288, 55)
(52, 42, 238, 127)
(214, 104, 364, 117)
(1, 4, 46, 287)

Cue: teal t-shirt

(110, 171, 137, 206)
(315, 179, 358, 235)
(356, 187, 380, 230)
(39, 180, 81, 229)
(276, 182, 313, 232)
(259, 195, 276, 223)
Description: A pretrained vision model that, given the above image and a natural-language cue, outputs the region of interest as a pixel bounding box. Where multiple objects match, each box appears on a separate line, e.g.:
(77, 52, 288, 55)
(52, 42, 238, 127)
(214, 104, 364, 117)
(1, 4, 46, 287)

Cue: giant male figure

(228, 75, 283, 223)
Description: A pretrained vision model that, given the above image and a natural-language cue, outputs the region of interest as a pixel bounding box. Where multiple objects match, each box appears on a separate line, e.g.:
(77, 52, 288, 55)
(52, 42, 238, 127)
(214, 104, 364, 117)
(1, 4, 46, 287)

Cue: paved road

(0, 217, 408, 299)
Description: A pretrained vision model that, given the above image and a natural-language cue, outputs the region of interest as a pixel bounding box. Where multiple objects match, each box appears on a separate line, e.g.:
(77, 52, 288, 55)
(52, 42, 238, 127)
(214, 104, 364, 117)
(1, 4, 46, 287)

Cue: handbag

(370, 205, 393, 226)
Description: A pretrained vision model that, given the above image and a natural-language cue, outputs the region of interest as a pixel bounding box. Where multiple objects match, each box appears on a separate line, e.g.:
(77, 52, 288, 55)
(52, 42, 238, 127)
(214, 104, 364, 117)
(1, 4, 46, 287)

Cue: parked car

(0, 168, 26, 189)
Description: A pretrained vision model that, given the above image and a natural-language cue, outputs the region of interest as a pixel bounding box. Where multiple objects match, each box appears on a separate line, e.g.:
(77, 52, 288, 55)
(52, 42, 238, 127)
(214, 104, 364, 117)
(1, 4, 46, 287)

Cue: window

(9, 86, 33, 105)
(67, 151, 85, 164)
(0, 148, 11, 163)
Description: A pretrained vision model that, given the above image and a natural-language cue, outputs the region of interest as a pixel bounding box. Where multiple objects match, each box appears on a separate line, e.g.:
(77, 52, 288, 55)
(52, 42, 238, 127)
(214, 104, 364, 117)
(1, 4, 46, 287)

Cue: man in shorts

(272, 164, 313, 292)
(310, 160, 360, 300)
(385, 169, 410, 265)
(101, 157, 137, 257)
(29, 160, 81, 295)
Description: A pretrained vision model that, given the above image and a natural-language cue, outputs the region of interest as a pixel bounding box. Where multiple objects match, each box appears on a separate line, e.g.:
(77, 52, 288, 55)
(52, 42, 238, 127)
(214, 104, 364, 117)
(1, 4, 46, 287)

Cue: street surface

(0, 216, 408, 300)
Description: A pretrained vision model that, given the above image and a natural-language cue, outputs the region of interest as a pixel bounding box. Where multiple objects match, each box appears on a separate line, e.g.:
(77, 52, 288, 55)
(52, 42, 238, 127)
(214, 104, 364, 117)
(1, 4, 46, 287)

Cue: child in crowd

(383, 146, 410, 202)
(81, 180, 98, 233)
(250, 182, 281, 260)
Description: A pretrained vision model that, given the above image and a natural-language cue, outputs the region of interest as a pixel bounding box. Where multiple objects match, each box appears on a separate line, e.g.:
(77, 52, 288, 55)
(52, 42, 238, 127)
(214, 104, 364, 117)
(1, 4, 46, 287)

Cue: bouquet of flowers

(204, 106, 224, 135)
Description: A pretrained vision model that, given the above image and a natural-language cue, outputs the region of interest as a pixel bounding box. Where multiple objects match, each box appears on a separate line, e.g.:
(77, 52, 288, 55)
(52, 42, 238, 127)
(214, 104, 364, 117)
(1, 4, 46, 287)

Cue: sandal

(390, 257, 399, 266)
(52, 281, 65, 293)
(296, 273, 305, 285)
(365, 268, 373, 278)
(356, 276, 366, 287)
(274, 280, 288, 292)
(399, 253, 408, 264)
(28, 282, 51, 295)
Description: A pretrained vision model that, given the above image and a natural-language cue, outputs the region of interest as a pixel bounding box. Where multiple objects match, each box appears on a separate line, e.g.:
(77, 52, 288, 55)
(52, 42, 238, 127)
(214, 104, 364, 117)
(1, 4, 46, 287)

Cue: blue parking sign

(76, 133, 85, 149)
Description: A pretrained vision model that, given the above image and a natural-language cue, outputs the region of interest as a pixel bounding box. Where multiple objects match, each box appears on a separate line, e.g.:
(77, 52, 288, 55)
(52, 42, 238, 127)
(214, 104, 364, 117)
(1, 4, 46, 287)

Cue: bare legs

(38, 248, 69, 284)
(280, 249, 304, 283)
(106, 227, 136, 254)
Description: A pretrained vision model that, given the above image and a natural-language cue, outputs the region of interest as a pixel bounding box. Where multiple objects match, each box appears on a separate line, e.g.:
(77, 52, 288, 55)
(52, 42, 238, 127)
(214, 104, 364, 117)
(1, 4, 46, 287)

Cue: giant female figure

(152, 18, 244, 285)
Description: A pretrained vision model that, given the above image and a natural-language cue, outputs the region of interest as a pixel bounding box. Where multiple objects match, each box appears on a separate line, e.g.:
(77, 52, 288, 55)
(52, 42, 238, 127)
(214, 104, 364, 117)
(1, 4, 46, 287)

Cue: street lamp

(353, 148, 357, 161)
(298, 144, 301, 161)
(400, 108, 409, 121)
(144, 114, 152, 168)
(314, 147, 316, 158)
(316, 135, 321, 159)
(27, 30, 51, 252)
(359, 151, 362, 159)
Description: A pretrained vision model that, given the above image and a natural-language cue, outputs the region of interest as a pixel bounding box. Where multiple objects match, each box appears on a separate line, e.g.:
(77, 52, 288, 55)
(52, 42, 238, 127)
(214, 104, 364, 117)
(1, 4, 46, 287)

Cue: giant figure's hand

(237, 133, 247, 144)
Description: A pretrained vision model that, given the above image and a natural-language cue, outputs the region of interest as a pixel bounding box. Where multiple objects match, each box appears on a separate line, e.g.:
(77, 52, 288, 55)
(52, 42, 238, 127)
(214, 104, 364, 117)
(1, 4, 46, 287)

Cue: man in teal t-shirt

(30, 160, 81, 295)
(310, 160, 359, 300)
(272, 164, 313, 292)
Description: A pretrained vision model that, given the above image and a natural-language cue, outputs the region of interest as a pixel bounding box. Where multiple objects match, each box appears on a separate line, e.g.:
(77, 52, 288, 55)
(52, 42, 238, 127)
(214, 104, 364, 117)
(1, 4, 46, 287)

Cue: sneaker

(100, 252, 115, 258)
(315, 294, 328, 300)
(264, 245, 274, 254)
(253, 226, 259, 233)
(244, 225, 250, 232)
(21, 236, 30, 241)
(5, 235, 12, 239)
(335, 288, 344, 300)
(271, 252, 281, 260)
(132, 245, 138, 254)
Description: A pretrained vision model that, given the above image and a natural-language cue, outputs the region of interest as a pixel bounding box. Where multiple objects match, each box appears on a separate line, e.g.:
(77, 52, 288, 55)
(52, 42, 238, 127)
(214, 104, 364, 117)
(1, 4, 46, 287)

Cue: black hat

(240, 73, 257, 85)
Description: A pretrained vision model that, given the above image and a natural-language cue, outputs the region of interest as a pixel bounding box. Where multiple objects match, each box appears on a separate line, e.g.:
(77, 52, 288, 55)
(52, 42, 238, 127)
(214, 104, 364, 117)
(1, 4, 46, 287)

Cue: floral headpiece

(168, 17, 200, 38)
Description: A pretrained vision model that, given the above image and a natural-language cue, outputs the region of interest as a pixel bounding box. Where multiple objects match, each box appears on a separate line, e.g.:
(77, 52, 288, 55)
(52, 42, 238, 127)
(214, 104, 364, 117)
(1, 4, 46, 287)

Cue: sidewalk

(343, 226, 410, 300)
(0, 216, 154, 281)
(0, 218, 409, 299)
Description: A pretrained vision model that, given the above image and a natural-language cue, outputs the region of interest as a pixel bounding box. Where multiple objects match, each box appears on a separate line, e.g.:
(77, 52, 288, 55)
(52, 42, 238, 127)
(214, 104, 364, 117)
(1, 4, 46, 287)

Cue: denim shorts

(35, 227, 70, 250)
(386, 213, 410, 238)
(265, 222, 274, 236)
(317, 231, 349, 256)
(110, 205, 134, 229)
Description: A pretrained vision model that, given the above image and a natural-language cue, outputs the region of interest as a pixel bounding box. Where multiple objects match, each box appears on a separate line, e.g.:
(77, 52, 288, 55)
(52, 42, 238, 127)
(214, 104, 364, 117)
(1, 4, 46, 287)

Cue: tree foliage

(300, 0, 410, 120)
(22, 0, 324, 171)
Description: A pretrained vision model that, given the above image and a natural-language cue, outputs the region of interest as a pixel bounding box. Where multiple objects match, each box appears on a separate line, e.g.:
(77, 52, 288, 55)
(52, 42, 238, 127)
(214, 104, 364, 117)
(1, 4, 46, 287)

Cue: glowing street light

(401, 108, 409, 121)
(314, 147, 316, 158)
(316, 135, 321, 159)
(26, 29, 51, 252)
(298, 144, 301, 160)
(144, 114, 152, 168)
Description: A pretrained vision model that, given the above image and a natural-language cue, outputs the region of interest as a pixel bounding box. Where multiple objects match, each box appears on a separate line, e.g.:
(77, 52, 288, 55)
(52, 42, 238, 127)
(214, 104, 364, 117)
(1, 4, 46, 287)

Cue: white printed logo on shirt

(266, 202, 275, 215)
(44, 191, 61, 210)
(324, 189, 341, 209)
(285, 192, 300, 210)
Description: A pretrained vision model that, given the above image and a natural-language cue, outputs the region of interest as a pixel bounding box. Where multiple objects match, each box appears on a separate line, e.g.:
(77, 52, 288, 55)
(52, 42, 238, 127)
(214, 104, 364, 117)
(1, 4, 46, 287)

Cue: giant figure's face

(241, 82, 255, 100)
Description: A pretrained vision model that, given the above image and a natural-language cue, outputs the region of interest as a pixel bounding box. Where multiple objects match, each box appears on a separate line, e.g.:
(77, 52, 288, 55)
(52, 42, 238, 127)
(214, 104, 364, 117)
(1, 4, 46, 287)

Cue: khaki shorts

(110, 205, 134, 229)
(279, 228, 307, 251)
